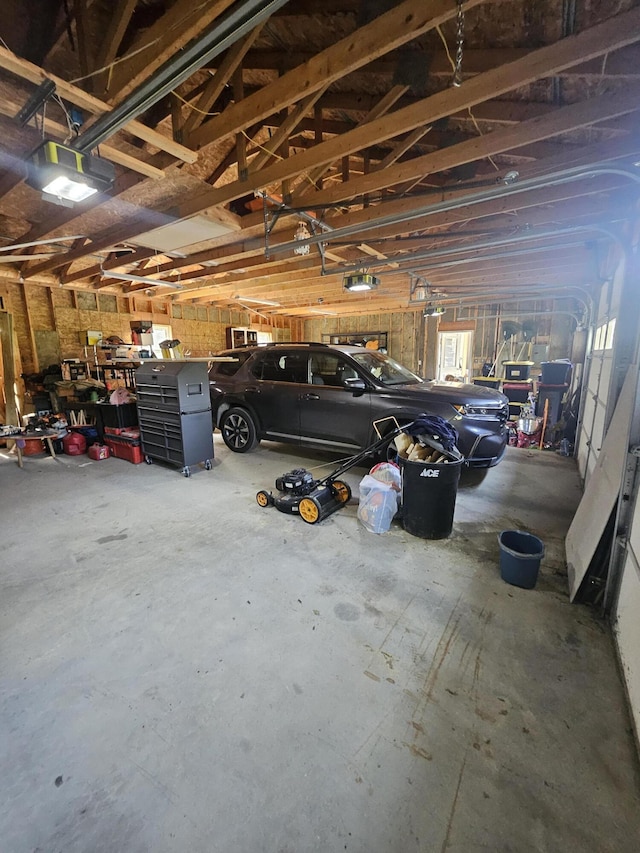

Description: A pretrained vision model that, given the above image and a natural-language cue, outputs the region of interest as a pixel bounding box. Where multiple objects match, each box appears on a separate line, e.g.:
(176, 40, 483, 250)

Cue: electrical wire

(68, 0, 213, 85)
(171, 88, 221, 117)
(69, 39, 161, 84)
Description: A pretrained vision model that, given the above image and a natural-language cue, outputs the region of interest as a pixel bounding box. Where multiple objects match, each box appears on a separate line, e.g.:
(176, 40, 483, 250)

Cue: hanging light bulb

(293, 221, 312, 256)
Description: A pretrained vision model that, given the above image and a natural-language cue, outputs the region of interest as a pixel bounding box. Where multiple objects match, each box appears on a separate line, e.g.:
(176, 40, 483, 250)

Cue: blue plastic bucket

(498, 530, 545, 589)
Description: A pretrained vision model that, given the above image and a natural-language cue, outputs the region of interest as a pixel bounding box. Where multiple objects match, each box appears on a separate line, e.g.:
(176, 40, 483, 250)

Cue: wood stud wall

(4, 282, 295, 377)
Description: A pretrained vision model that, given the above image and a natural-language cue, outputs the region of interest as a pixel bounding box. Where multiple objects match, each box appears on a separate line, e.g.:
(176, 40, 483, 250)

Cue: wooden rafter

(302, 84, 409, 191)
(181, 22, 266, 137)
(0, 46, 197, 163)
(249, 88, 328, 174)
(105, 0, 237, 102)
(173, 7, 640, 217)
(73, 0, 92, 86)
(240, 44, 640, 80)
(92, 0, 138, 95)
(295, 86, 640, 207)
(186, 0, 491, 149)
(0, 95, 166, 180)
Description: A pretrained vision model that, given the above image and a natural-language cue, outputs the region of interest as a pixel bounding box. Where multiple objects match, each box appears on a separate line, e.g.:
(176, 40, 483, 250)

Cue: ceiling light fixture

(102, 270, 183, 289)
(232, 296, 280, 306)
(343, 272, 379, 292)
(27, 140, 115, 207)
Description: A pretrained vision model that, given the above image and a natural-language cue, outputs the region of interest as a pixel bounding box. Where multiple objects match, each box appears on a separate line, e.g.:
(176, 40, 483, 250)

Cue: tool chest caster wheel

(145, 456, 153, 464)
(181, 466, 191, 477)
(205, 459, 212, 470)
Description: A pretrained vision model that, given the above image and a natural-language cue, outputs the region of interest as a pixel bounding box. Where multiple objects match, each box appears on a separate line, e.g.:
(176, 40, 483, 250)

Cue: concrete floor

(1, 437, 639, 853)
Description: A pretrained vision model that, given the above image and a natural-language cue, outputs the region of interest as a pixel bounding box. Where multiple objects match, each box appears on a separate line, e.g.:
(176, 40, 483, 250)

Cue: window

(213, 351, 251, 376)
(150, 324, 173, 357)
(309, 353, 346, 386)
(252, 350, 308, 383)
(605, 318, 616, 350)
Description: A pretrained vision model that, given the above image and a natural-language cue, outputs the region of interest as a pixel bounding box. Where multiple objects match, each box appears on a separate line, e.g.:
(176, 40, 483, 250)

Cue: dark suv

(209, 343, 509, 467)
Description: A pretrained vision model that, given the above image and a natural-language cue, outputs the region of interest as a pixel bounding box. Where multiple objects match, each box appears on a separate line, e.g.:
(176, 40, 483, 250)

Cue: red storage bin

(104, 436, 144, 464)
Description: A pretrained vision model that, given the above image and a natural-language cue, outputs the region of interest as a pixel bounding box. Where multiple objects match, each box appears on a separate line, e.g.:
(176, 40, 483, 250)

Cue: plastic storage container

(502, 381, 532, 403)
(473, 377, 501, 389)
(503, 361, 534, 381)
(95, 402, 139, 440)
(540, 361, 572, 385)
(399, 456, 463, 539)
(498, 530, 544, 589)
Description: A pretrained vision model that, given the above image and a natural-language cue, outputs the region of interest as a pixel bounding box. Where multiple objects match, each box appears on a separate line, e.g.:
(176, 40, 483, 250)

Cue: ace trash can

(399, 457, 463, 539)
(498, 530, 545, 589)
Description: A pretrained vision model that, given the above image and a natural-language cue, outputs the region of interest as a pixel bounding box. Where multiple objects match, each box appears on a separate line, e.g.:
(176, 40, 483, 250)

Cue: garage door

(613, 490, 640, 744)
(577, 273, 622, 482)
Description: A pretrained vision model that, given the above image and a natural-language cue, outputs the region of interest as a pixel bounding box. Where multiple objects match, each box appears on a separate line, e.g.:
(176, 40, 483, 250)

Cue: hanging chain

(453, 0, 465, 88)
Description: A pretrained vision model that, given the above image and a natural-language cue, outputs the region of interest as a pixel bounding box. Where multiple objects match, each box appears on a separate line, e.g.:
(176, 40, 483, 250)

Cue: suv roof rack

(264, 341, 329, 347)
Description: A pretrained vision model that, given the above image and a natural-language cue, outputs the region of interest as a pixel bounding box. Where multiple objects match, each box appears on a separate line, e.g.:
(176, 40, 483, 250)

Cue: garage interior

(1, 1, 640, 850)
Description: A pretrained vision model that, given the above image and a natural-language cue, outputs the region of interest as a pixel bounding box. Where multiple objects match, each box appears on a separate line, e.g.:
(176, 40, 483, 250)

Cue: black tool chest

(134, 361, 214, 477)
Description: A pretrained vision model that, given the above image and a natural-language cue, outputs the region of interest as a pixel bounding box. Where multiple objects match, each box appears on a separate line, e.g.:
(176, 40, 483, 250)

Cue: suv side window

(309, 353, 358, 387)
(252, 350, 309, 383)
(212, 351, 251, 377)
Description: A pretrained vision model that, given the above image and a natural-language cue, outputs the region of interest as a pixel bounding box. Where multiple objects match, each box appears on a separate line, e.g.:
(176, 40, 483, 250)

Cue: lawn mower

(255, 416, 459, 524)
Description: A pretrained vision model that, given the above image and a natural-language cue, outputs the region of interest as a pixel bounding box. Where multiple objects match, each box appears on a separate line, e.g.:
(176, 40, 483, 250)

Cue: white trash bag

(357, 464, 401, 534)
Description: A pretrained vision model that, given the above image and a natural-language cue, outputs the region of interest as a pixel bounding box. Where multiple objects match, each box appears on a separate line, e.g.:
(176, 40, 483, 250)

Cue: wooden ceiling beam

(186, 0, 490, 149)
(306, 84, 409, 188)
(0, 46, 197, 163)
(240, 44, 640, 79)
(293, 86, 640, 207)
(92, 0, 138, 95)
(63, 169, 629, 290)
(166, 206, 629, 300)
(181, 23, 265, 138)
(73, 0, 92, 86)
(249, 88, 328, 174)
(62, 247, 159, 284)
(177, 7, 640, 216)
(0, 94, 165, 179)
(104, 0, 237, 102)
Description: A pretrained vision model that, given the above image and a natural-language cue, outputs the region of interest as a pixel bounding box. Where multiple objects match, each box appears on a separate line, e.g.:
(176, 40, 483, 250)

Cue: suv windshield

(350, 350, 423, 386)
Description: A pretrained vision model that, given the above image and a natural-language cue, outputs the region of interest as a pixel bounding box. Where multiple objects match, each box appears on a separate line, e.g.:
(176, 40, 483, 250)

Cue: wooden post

(0, 312, 19, 425)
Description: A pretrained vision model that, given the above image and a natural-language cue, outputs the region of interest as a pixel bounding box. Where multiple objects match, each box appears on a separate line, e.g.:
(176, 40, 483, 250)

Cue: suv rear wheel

(220, 407, 259, 452)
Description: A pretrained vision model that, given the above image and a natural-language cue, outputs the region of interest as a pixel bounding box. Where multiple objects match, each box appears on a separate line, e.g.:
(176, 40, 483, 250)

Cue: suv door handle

(245, 386, 260, 393)
(301, 393, 320, 400)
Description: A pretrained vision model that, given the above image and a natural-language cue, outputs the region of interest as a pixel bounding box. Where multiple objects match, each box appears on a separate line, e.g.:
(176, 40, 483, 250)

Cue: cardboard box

(79, 330, 103, 346)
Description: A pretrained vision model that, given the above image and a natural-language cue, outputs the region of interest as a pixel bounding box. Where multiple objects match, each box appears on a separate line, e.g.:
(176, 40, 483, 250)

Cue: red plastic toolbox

(104, 436, 144, 464)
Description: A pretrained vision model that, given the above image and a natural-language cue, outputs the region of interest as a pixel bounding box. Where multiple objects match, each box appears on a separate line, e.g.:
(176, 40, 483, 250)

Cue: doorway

(437, 330, 474, 382)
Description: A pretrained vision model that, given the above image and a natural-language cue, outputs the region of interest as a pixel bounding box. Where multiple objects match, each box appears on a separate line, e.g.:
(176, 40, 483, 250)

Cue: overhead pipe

(325, 222, 626, 277)
(402, 239, 594, 274)
(453, 309, 583, 327)
(427, 290, 591, 324)
(73, 0, 290, 153)
(268, 163, 640, 256)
